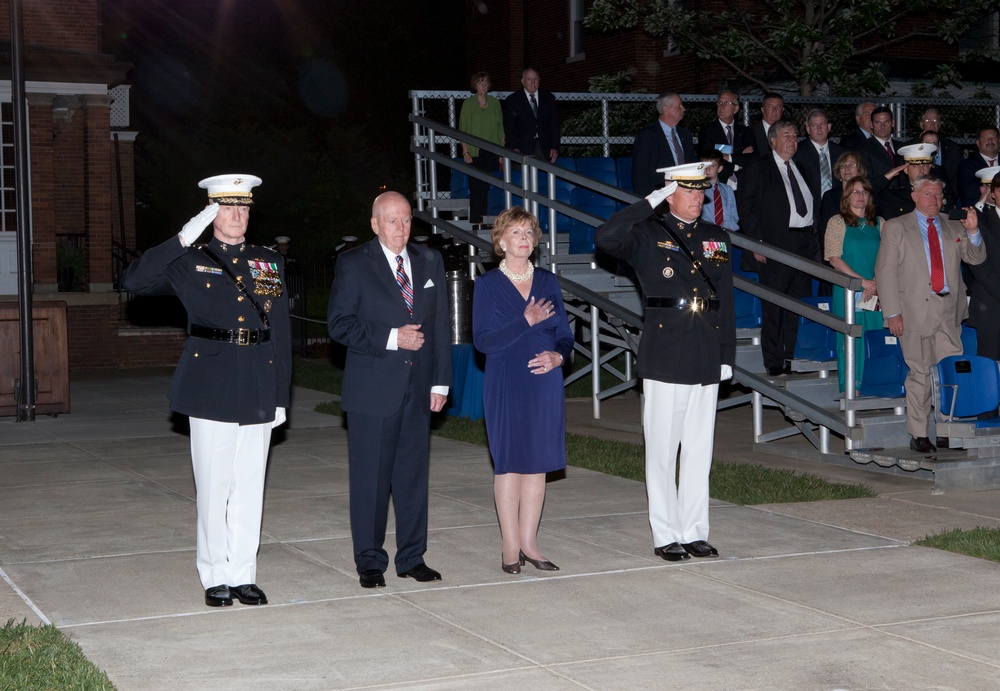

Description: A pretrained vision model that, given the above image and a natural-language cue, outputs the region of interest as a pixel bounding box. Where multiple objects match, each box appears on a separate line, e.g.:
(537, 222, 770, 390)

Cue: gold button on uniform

(206, 282, 211, 288)
(238, 296, 244, 302)
(238, 316, 245, 322)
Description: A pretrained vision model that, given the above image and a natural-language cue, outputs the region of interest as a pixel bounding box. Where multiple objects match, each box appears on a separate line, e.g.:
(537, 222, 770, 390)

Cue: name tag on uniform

(195, 265, 223, 275)
(657, 240, 680, 252)
(248, 260, 282, 297)
(703, 241, 729, 262)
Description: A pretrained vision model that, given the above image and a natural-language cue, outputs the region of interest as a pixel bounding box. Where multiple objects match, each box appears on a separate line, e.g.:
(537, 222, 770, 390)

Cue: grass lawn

(0, 619, 115, 690)
(914, 527, 1000, 563)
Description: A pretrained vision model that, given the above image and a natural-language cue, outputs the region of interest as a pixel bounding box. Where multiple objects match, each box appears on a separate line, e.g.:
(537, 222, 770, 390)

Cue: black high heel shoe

(501, 561, 521, 574)
(519, 550, 559, 571)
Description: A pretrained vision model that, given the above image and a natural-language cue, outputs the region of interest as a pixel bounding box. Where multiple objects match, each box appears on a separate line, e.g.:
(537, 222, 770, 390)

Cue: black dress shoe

(681, 540, 719, 558)
(765, 366, 785, 377)
(653, 543, 690, 561)
(398, 563, 442, 582)
(230, 583, 267, 605)
(204, 585, 233, 607)
(519, 550, 559, 571)
(909, 436, 936, 453)
(359, 569, 386, 588)
(936, 436, 950, 449)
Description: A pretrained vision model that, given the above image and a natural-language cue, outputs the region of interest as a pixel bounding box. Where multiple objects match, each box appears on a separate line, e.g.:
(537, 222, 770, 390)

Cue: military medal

(662, 267, 674, 278)
(702, 241, 729, 262)
(248, 259, 282, 297)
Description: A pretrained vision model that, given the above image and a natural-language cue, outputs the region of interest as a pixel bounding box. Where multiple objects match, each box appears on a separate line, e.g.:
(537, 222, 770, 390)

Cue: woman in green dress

(824, 176, 884, 392)
(459, 71, 505, 223)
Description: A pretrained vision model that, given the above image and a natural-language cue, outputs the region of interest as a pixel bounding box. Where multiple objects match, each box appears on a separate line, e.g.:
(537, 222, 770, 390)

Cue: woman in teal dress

(824, 175, 884, 392)
(459, 71, 505, 223)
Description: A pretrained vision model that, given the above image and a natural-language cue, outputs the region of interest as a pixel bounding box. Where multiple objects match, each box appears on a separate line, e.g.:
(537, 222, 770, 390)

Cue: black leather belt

(646, 297, 720, 312)
(190, 324, 270, 345)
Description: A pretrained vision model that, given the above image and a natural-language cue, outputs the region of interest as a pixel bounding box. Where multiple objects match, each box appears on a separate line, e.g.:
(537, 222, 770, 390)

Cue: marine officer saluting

(595, 162, 736, 561)
(122, 174, 291, 607)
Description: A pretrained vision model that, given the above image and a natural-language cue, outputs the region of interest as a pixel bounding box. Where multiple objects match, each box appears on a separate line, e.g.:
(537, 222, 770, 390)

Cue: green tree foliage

(585, 0, 1000, 96)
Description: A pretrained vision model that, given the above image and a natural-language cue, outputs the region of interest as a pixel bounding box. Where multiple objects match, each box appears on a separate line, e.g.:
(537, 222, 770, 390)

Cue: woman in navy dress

(472, 207, 573, 574)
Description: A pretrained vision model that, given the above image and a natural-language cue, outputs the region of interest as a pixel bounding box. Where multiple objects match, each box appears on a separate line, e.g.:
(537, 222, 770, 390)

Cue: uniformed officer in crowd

(122, 174, 292, 608)
(595, 162, 736, 562)
(876, 143, 938, 220)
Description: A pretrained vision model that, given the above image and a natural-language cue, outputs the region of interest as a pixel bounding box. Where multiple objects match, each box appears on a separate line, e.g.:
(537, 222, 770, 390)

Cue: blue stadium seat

(961, 324, 978, 355)
(935, 355, 1000, 422)
(616, 157, 633, 192)
(556, 157, 577, 171)
(575, 156, 617, 177)
(450, 158, 469, 199)
(569, 198, 616, 254)
(859, 328, 909, 398)
(794, 296, 837, 362)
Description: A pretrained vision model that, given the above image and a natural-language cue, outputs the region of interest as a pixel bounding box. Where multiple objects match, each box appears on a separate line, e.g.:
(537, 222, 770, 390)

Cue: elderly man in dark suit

(122, 174, 291, 608)
(838, 100, 876, 154)
(328, 191, 452, 589)
(794, 108, 846, 243)
(631, 92, 697, 196)
(966, 170, 1000, 368)
(958, 127, 1000, 208)
(697, 90, 756, 184)
(907, 108, 961, 192)
(737, 120, 816, 376)
(876, 176, 984, 452)
(503, 67, 561, 163)
(750, 92, 785, 157)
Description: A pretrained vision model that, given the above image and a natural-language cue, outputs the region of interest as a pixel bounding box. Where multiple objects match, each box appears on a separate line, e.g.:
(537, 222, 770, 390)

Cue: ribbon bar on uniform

(190, 324, 271, 345)
(645, 296, 720, 312)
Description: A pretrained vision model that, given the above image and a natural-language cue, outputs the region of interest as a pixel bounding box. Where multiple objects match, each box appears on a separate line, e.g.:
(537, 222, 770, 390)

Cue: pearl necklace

(499, 259, 534, 282)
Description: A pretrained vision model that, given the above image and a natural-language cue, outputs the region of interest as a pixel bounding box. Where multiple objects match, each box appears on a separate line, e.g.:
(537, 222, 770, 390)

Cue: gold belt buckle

(690, 297, 705, 312)
(237, 328, 251, 345)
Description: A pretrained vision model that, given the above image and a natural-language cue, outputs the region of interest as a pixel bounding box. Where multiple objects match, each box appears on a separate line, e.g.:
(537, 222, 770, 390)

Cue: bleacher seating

(859, 328, 908, 399)
(794, 296, 837, 363)
(961, 324, 978, 356)
(935, 355, 1000, 424)
(616, 157, 633, 193)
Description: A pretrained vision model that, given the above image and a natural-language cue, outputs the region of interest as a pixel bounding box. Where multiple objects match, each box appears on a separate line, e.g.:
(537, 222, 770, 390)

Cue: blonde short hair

(491, 207, 540, 257)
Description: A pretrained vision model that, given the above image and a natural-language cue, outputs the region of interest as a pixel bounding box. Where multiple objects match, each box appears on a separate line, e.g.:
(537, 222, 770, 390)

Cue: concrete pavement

(2, 370, 1000, 689)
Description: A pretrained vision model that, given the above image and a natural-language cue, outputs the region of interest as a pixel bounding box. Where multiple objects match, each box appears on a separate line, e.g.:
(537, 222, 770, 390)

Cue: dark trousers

(759, 230, 815, 370)
(469, 154, 497, 223)
(346, 387, 431, 574)
(976, 324, 1000, 419)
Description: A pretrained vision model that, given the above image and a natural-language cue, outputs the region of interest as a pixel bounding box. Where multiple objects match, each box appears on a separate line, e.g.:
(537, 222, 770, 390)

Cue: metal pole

(12, 0, 35, 422)
(591, 304, 601, 419)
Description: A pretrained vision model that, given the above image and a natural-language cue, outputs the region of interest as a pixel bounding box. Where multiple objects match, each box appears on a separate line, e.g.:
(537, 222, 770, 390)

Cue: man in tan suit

(875, 175, 986, 453)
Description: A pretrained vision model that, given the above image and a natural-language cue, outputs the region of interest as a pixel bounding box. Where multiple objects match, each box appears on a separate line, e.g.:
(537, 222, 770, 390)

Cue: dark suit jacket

(958, 152, 994, 209)
(750, 122, 771, 157)
(737, 154, 817, 269)
(503, 89, 560, 157)
(861, 136, 904, 184)
(837, 128, 871, 156)
(327, 238, 451, 417)
(793, 139, 847, 214)
(630, 121, 697, 196)
(968, 206, 1000, 335)
(697, 120, 755, 182)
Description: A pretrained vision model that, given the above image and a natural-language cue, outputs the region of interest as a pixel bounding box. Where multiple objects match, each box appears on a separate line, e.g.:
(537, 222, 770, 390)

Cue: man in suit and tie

(750, 93, 785, 156)
(696, 90, 756, 184)
(958, 127, 1000, 208)
(503, 67, 561, 163)
(700, 150, 739, 231)
(861, 106, 904, 185)
(875, 176, 985, 453)
(328, 191, 452, 589)
(737, 120, 816, 376)
(630, 92, 697, 196)
(793, 109, 845, 236)
(838, 100, 876, 154)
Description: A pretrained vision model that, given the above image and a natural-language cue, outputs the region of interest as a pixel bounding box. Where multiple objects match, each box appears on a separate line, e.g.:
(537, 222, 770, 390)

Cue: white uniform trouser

(189, 417, 271, 589)
(642, 379, 720, 546)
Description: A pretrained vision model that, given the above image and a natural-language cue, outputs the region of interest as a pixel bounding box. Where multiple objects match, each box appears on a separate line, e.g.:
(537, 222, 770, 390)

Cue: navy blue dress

(472, 268, 574, 474)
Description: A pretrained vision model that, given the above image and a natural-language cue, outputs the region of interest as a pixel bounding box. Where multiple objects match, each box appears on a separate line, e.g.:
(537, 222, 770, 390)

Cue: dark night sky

(100, 0, 466, 251)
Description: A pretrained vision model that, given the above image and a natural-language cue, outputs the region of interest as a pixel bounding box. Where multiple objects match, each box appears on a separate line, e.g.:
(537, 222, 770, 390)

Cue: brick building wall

(117, 328, 186, 369)
(65, 302, 119, 369)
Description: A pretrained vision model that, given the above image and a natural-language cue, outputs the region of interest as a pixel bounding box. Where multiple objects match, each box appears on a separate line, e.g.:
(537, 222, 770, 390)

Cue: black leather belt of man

(646, 297, 720, 312)
(190, 324, 271, 345)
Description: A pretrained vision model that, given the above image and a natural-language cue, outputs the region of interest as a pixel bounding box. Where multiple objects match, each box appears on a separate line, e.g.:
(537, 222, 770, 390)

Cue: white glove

(272, 407, 286, 429)
(178, 204, 219, 247)
(720, 364, 733, 381)
(645, 181, 678, 210)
